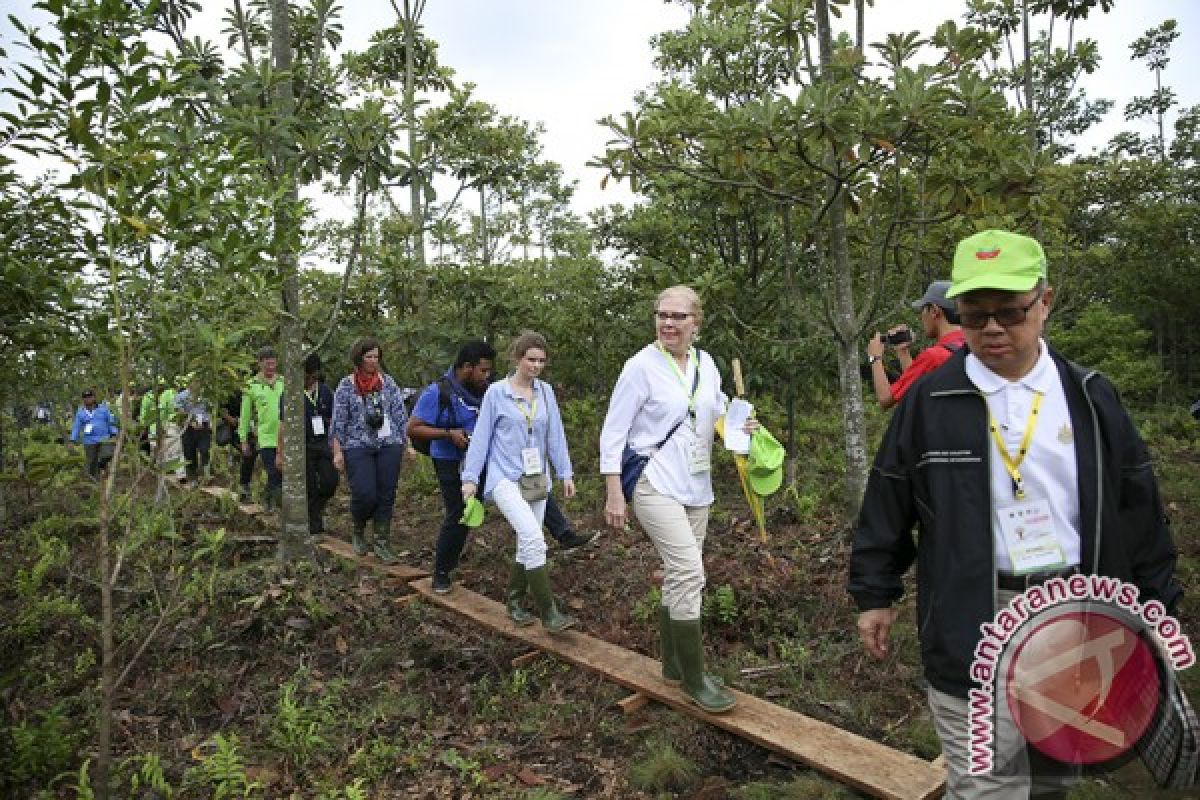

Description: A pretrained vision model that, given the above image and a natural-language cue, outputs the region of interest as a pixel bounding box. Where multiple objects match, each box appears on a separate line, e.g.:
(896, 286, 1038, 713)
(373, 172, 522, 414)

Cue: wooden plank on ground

(616, 692, 651, 715)
(199, 485, 265, 515)
(318, 537, 428, 579)
(408, 578, 945, 800)
(511, 650, 542, 668)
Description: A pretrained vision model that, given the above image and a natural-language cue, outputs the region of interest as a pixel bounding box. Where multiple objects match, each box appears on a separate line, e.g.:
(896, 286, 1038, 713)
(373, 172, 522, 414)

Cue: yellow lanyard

(988, 392, 1044, 500)
(304, 388, 317, 409)
(511, 382, 538, 436)
(657, 343, 700, 422)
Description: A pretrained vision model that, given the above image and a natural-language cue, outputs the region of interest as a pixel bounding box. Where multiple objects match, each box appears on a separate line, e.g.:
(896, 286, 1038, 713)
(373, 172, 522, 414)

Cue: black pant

(230, 431, 256, 488)
(344, 444, 403, 525)
(182, 424, 211, 479)
(432, 460, 572, 575)
(306, 445, 338, 523)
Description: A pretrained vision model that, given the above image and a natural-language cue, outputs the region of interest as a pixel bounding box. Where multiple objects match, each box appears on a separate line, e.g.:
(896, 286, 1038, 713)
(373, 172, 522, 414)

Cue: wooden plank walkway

(408, 577, 945, 800)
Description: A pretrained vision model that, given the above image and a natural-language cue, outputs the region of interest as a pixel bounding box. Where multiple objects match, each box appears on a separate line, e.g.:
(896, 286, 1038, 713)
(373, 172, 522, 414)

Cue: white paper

(723, 399, 753, 454)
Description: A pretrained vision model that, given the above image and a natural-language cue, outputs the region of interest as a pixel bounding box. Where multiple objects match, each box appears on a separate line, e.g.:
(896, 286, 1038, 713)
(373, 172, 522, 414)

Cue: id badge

(688, 440, 711, 474)
(311, 416, 325, 436)
(521, 447, 543, 476)
(379, 415, 393, 438)
(83, 423, 93, 435)
(196, 413, 208, 426)
(996, 496, 1067, 575)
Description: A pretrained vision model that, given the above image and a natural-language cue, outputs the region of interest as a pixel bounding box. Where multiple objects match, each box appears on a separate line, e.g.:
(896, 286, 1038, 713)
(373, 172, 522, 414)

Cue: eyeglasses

(959, 288, 1044, 330)
(655, 311, 694, 322)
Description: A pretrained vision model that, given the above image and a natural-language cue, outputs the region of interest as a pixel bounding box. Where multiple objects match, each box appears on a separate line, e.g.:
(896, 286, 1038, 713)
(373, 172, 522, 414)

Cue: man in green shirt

(239, 347, 285, 510)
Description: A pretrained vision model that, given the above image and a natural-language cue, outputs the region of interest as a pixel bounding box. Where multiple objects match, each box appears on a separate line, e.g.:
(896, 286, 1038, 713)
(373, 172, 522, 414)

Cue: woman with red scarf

(330, 336, 409, 563)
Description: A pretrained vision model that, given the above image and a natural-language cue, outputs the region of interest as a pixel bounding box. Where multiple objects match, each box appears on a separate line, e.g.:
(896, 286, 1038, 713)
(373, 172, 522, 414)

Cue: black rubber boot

(672, 618, 735, 713)
(506, 562, 535, 627)
(525, 565, 577, 634)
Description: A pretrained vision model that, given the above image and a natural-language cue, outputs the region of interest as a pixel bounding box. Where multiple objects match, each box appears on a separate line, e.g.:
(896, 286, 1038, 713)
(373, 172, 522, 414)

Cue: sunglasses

(959, 288, 1044, 330)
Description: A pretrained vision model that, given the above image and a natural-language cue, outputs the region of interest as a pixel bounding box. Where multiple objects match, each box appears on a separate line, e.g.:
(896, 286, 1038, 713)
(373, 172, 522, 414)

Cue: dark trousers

(230, 431, 256, 488)
(181, 425, 211, 479)
(344, 444, 403, 525)
(433, 458, 472, 574)
(83, 442, 114, 478)
(306, 445, 338, 522)
(543, 492, 571, 542)
(259, 446, 282, 490)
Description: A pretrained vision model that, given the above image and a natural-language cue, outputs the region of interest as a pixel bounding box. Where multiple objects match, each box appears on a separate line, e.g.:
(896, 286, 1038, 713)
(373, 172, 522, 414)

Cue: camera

(883, 329, 913, 346)
(363, 392, 385, 429)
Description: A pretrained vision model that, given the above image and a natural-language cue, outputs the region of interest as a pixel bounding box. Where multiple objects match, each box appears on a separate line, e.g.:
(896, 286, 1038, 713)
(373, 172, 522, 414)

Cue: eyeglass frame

(958, 286, 1045, 330)
(654, 311, 695, 322)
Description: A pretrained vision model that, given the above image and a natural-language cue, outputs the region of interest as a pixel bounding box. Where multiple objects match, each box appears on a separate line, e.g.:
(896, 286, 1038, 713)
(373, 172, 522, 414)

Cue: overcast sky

(3, 0, 1198, 221)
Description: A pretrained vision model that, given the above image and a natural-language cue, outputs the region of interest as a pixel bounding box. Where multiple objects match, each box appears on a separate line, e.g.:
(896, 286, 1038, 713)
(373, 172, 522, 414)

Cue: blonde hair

(656, 285, 704, 327)
(507, 330, 548, 362)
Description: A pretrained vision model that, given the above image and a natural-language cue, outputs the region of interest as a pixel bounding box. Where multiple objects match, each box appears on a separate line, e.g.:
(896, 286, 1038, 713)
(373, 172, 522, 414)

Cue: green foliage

(1051, 305, 1163, 402)
(438, 748, 485, 788)
(629, 738, 700, 793)
(735, 775, 854, 799)
(632, 585, 663, 624)
(703, 583, 739, 625)
(125, 753, 175, 798)
(0, 704, 79, 789)
(268, 674, 341, 769)
(183, 734, 260, 799)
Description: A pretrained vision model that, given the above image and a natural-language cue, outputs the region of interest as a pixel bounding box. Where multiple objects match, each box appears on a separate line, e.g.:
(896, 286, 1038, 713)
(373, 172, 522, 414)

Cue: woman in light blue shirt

(462, 331, 577, 632)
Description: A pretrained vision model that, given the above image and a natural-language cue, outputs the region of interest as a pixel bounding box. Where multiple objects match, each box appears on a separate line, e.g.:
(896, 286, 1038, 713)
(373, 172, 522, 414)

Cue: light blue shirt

(461, 378, 573, 500)
(70, 403, 119, 444)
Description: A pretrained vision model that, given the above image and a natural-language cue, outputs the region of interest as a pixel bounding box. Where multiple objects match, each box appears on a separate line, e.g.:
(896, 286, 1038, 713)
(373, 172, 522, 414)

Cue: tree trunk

(270, 0, 310, 561)
(479, 186, 490, 265)
(402, 0, 427, 273)
(814, 0, 869, 515)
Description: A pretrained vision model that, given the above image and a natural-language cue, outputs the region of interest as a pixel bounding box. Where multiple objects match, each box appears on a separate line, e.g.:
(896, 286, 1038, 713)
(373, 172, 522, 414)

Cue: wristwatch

(867, 355, 881, 365)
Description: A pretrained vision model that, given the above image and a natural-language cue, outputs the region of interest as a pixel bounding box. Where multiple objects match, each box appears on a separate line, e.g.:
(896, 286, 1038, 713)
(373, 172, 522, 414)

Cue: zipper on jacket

(1080, 370, 1103, 574)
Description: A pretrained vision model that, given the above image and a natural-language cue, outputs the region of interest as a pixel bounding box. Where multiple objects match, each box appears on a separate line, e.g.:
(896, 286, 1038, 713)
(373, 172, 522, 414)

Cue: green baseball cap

(945, 229, 1047, 298)
(460, 496, 485, 528)
(746, 428, 785, 496)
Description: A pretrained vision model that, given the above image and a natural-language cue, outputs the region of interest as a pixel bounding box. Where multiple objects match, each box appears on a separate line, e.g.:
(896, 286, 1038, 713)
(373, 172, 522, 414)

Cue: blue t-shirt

(412, 374, 483, 461)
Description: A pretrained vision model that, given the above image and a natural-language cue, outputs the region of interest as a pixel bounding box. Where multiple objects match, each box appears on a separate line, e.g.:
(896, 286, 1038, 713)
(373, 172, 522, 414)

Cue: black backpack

(412, 378, 458, 456)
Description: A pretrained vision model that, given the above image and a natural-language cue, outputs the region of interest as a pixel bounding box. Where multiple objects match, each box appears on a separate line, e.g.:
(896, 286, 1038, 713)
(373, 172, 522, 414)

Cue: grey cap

(910, 280, 956, 312)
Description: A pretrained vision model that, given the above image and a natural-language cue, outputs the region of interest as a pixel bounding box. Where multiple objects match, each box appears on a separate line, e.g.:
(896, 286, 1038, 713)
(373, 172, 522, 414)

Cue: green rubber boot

(672, 618, 736, 714)
(525, 565, 577, 634)
(372, 518, 397, 565)
(659, 606, 681, 685)
(351, 518, 369, 556)
(506, 562, 536, 627)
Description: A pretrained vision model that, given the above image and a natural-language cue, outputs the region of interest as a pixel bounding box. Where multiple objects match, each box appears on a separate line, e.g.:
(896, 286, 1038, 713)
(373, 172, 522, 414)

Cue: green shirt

(140, 388, 175, 435)
(239, 375, 284, 448)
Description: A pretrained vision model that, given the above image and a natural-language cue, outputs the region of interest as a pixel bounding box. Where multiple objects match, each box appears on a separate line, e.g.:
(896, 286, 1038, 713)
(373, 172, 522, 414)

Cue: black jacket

(848, 347, 1181, 698)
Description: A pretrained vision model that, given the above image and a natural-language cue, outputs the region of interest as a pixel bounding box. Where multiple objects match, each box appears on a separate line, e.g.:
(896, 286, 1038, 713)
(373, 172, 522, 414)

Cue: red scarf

(353, 368, 383, 396)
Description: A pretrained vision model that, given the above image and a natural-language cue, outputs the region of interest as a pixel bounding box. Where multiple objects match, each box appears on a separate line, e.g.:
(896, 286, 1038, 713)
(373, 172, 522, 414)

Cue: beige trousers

(631, 474, 709, 620)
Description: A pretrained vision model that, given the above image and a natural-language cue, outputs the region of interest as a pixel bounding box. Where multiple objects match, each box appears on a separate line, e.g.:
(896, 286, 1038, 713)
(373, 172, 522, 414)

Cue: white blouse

(599, 343, 727, 507)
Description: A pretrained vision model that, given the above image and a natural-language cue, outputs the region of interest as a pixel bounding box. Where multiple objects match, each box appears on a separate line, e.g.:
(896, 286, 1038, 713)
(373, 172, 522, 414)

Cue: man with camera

(866, 279, 965, 410)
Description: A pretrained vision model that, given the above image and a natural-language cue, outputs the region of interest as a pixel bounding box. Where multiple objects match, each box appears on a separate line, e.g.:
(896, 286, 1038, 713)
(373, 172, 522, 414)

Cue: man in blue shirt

(69, 389, 119, 479)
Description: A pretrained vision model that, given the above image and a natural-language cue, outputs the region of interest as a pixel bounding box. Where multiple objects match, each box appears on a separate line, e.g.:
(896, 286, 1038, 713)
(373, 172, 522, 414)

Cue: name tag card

(311, 417, 325, 436)
(688, 440, 711, 475)
(997, 496, 1067, 575)
(521, 447, 543, 475)
(379, 415, 393, 438)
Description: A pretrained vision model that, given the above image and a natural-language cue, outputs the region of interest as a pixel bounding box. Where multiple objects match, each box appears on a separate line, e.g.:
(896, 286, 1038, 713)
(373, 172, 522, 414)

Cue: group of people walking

(55, 226, 1188, 794)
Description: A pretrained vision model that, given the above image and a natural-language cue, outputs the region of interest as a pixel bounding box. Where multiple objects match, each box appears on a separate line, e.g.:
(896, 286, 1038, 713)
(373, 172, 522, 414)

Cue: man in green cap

(849, 229, 1181, 797)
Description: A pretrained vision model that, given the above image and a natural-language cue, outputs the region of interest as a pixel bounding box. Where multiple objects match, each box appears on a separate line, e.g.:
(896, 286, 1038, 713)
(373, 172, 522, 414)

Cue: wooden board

(318, 537, 428, 579)
(408, 578, 945, 800)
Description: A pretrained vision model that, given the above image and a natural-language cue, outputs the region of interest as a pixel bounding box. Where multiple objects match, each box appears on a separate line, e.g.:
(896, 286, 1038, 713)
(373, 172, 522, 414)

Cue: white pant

(632, 474, 709, 620)
(492, 478, 548, 569)
(927, 590, 1079, 799)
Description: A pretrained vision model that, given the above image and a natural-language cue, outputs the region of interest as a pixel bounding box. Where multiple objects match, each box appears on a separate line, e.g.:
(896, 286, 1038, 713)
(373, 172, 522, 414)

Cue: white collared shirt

(599, 343, 727, 506)
(965, 340, 1081, 573)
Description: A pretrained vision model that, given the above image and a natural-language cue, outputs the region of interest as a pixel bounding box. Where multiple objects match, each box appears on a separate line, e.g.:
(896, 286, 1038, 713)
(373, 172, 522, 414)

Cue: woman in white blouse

(599, 286, 754, 714)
